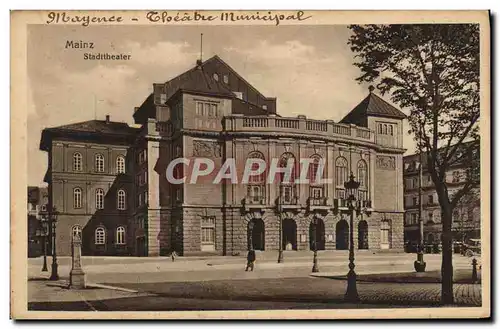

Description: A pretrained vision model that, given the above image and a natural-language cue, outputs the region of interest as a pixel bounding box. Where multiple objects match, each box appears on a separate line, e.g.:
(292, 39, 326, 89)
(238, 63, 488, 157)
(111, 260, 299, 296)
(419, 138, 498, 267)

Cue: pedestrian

(171, 250, 177, 262)
(245, 249, 256, 271)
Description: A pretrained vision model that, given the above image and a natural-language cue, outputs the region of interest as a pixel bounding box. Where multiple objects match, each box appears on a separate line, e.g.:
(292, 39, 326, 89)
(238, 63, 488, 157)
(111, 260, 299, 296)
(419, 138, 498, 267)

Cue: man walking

(245, 249, 256, 271)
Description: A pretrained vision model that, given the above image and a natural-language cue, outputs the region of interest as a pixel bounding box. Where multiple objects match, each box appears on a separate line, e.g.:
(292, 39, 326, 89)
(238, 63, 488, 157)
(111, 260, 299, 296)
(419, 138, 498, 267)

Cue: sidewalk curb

(86, 282, 139, 293)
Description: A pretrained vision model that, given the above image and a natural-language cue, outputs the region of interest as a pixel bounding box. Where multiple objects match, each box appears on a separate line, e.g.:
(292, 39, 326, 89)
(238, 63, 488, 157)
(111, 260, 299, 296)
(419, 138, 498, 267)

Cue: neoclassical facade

(40, 55, 406, 256)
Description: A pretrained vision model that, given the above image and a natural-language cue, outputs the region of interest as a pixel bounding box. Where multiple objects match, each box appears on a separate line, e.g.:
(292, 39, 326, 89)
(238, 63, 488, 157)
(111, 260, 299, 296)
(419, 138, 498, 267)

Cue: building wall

(49, 140, 134, 256)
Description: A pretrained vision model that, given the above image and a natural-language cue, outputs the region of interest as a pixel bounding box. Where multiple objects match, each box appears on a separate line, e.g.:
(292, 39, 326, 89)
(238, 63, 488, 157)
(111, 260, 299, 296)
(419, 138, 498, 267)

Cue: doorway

(282, 218, 297, 250)
(336, 220, 349, 250)
(248, 219, 265, 250)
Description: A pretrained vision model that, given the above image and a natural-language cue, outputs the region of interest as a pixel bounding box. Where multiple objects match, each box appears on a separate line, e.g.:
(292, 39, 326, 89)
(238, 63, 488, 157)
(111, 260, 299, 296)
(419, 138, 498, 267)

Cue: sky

(27, 24, 416, 186)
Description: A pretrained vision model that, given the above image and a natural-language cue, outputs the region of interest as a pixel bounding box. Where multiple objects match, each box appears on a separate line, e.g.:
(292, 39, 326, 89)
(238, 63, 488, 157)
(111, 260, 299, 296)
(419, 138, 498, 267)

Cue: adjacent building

(403, 147, 480, 249)
(40, 55, 407, 256)
(27, 186, 48, 257)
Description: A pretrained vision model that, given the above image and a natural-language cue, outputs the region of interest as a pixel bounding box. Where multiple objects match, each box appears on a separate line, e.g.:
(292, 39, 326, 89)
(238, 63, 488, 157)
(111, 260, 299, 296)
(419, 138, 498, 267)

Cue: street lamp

(49, 205, 59, 281)
(344, 171, 360, 302)
(311, 217, 319, 273)
(248, 220, 255, 250)
(414, 146, 426, 272)
(37, 206, 49, 272)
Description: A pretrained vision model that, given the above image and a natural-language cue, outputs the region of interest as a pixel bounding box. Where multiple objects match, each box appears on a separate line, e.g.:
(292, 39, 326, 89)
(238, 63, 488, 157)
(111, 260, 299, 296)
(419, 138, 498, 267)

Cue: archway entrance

(282, 218, 297, 250)
(336, 220, 349, 250)
(358, 220, 368, 249)
(248, 219, 265, 250)
(309, 219, 325, 250)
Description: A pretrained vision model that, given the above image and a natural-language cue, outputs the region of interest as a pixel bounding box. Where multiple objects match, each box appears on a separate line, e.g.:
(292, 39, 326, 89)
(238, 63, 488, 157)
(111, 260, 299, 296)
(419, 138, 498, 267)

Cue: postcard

(11, 10, 490, 319)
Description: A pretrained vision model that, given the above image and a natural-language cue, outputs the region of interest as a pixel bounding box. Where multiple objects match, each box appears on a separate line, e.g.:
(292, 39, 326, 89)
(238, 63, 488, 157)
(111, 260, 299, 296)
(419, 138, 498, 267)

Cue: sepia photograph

(10, 10, 490, 319)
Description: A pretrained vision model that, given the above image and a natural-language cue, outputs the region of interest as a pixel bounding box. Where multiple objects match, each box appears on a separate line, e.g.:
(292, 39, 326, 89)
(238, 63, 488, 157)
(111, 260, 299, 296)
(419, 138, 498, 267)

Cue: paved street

(28, 251, 479, 284)
(27, 252, 483, 311)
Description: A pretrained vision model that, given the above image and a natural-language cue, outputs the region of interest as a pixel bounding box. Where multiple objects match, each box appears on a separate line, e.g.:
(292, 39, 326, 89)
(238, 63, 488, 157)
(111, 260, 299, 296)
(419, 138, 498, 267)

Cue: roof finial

(368, 85, 375, 93)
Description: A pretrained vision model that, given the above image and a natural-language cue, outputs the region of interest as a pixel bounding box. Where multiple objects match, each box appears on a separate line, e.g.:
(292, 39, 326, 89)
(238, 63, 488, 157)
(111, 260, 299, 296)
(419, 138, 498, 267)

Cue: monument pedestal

(69, 234, 86, 289)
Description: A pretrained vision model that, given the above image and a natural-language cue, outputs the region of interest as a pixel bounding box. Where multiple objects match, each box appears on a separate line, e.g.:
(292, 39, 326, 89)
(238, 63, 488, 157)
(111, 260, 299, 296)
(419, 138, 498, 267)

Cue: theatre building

(40, 55, 407, 256)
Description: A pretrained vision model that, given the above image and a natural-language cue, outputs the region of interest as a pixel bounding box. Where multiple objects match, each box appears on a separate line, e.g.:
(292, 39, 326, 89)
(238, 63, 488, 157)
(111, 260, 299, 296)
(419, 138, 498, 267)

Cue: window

(282, 185, 293, 203)
(116, 226, 126, 245)
(116, 156, 125, 174)
(144, 191, 148, 205)
(428, 194, 434, 204)
(309, 156, 321, 184)
(262, 105, 268, 110)
(377, 123, 395, 136)
(412, 196, 418, 206)
(223, 75, 229, 84)
(96, 188, 104, 209)
(137, 216, 145, 229)
(428, 211, 434, 223)
(411, 213, 418, 225)
(335, 157, 348, 187)
(73, 187, 82, 209)
(357, 160, 368, 188)
(73, 152, 82, 171)
(72, 225, 82, 241)
(95, 154, 105, 172)
(201, 216, 215, 244)
(138, 150, 147, 164)
(279, 153, 296, 184)
(138, 193, 143, 207)
(249, 185, 264, 203)
(95, 227, 105, 245)
(311, 187, 323, 199)
(195, 101, 218, 117)
(247, 152, 266, 184)
(117, 189, 126, 210)
(213, 73, 219, 81)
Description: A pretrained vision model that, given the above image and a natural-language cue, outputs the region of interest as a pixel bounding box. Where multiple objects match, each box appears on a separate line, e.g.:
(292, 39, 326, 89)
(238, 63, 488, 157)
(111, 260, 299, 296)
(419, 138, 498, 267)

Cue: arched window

(383, 124, 388, 135)
(335, 157, 348, 187)
(357, 160, 368, 188)
(389, 125, 394, 136)
(278, 152, 296, 204)
(95, 154, 105, 172)
(73, 152, 82, 171)
(96, 188, 104, 209)
(117, 189, 126, 210)
(72, 225, 82, 241)
(116, 226, 126, 245)
(73, 187, 82, 209)
(247, 151, 266, 184)
(246, 152, 266, 203)
(116, 156, 125, 174)
(95, 227, 106, 245)
(309, 155, 321, 184)
(278, 152, 296, 184)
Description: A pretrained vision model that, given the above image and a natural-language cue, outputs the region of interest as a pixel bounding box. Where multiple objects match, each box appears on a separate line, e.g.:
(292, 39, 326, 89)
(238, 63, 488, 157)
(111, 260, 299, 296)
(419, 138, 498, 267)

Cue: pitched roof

(341, 92, 406, 124)
(232, 97, 269, 116)
(169, 65, 235, 99)
(161, 59, 235, 103)
(46, 120, 140, 136)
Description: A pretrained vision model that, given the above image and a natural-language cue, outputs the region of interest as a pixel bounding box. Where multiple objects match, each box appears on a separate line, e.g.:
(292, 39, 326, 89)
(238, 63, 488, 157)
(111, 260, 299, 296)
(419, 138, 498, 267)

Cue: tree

(347, 24, 480, 304)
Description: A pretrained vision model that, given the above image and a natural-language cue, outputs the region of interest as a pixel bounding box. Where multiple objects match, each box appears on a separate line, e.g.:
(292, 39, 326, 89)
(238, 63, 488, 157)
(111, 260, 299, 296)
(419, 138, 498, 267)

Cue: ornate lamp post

(248, 220, 255, 250)
(414, 143, 426, 272)
(37, 207, 49, 272)
(49, 205, 59, 281)
(344, 172, 360, 302)
(311, 217, 319, 273)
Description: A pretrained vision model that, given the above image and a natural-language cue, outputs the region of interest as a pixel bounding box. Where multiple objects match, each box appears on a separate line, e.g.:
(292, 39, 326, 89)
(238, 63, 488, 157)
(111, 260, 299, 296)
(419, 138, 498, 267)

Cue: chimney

(196, 59, 203, 68)
(105, 115, 110, 123)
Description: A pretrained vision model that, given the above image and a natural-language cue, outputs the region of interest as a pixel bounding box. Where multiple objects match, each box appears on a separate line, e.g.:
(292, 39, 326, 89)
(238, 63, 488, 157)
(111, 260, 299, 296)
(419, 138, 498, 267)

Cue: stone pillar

(70, 234, 86, 289)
